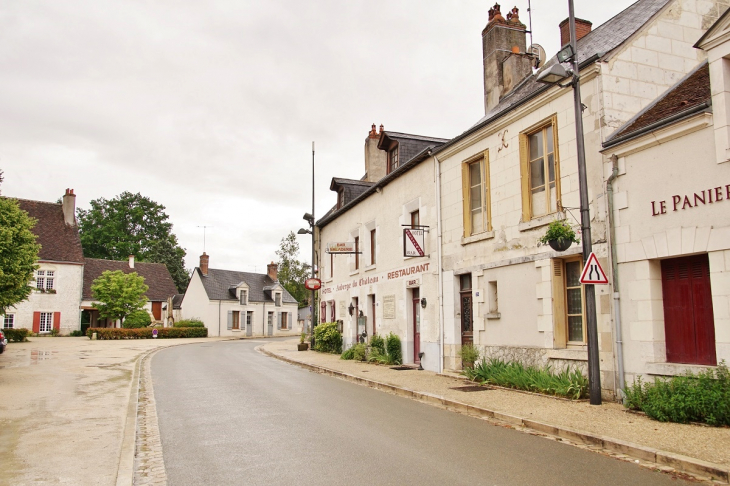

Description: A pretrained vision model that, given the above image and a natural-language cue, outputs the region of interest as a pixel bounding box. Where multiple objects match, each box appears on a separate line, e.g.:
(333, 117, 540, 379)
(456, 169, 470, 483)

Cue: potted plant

(298, 332, 309, 351)
(538, 219, 580, 252)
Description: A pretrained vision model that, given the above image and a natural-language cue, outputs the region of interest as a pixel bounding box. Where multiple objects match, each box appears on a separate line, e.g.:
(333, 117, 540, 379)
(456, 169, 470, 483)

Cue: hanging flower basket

(539, 219, 580, 252)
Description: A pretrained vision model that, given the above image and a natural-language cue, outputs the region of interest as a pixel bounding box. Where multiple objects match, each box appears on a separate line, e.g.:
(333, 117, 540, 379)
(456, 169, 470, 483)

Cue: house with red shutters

(1, 189, 85, 334)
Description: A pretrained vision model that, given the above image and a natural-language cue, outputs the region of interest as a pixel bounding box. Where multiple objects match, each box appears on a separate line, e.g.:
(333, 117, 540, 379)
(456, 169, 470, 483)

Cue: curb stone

(260, 345, 730, 484)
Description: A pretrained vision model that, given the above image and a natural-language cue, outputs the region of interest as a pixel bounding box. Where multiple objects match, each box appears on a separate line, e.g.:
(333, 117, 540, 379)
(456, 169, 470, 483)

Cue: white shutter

(227, 310, 233, 330)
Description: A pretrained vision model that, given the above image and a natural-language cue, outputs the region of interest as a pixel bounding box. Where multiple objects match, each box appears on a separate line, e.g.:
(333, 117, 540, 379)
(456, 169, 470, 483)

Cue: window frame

(369, 229, 376, 266)
(39, 312, 53, 333)
(388, 145, 399, 173)
(551, 257, 586, 348)
(239, 290, 248, 305)
(461, 150, 491, 237)
(354, 236, 360, 270)
(520, 115, 561, 221)
(3, 314, 14, 329)
(410, 210, 420, 228)
(36, 270, 45, 290)
(232, 310, 241, 330)
(275, 292, 282, 307)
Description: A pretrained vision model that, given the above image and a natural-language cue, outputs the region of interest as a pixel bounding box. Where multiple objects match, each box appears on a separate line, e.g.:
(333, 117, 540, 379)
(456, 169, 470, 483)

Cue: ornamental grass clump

(341, 343, 367, 361)
(464, 357, 588, 400)
(623, 361, 730, 426)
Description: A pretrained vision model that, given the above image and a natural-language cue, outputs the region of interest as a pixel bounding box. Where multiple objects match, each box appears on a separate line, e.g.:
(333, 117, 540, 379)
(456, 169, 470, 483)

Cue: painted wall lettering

(651, 184, 729, 216)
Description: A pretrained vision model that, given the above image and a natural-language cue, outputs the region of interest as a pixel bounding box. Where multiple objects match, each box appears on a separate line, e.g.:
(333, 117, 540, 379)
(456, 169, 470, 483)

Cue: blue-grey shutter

(227, 310, 233, 330)
(277, 312, 282, 330)
(288, 312, 292, 330)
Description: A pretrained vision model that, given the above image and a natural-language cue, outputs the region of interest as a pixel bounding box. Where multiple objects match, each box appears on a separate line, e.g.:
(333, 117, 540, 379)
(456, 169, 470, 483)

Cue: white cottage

(182, 254, 299, 337)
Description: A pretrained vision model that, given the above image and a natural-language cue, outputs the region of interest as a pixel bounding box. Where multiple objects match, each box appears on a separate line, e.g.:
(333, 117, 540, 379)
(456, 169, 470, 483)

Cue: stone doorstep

(261, 345, 730, 485)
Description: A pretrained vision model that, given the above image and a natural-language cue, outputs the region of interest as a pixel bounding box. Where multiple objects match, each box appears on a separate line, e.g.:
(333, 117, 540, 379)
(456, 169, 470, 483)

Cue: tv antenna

(197, 225, 214, 253)
(527, 0, 533, 47)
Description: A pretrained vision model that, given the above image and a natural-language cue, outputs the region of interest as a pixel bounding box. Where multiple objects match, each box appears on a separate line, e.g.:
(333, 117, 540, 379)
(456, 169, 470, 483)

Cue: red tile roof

(82, 258, 178, 302)
(13, 198, 84, 264)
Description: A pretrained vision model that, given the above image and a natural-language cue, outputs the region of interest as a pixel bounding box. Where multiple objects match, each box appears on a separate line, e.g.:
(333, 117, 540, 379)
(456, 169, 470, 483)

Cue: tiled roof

(605, 62, 710, 144)
(83, 258, 178, 301)
(12, 198, 84, 264)
(172, 293, 184, 309)
(196, 267, 297, 304)
(444, 0, 673, 146)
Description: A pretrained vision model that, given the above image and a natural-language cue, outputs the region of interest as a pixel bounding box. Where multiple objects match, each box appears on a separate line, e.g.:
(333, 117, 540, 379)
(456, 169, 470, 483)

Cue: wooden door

(152, 302, 162, 320)
(413, 289, 421, 363)
(460, 274, 473, 346)
(661, 254, 716, 365)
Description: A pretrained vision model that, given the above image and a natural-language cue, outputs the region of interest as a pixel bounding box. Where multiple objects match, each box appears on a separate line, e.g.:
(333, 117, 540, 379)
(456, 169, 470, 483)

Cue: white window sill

(232, 329, 241, 332)
(518, 213, 559, 232)
(547, 348, 588, 361)
(364, 264, 377, 272)
(485, 312, 501, 320)
(461, 231, 495, 245)
(349, 270, 360, 277)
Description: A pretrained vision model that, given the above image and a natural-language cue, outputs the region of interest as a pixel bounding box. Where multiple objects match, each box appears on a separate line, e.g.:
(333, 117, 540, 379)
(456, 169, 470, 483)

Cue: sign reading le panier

(403, 229, 425, 257)
(327, 242, 356, 253)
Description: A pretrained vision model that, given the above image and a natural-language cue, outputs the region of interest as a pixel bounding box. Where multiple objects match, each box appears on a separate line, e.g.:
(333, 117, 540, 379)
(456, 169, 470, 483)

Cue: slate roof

(604, 62, 711, 146)
(195, 267, 297, 304)
(172, 294, 184, 309)
(379, 131, 450, 168)
(12, 198, 84, 264)
(83, 258, 178, 301)
(440, 0, 673, 150)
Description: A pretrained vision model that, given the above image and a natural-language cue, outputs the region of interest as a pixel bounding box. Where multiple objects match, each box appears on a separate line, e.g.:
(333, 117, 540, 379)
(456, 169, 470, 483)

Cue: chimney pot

(200, 252, 209, 276)
(267, 261, 278, 282)
(368, 123, 378, 139)
(62, 188, 77, 226)
(129, 255, 135, 269)
(379, 124, 384, 134)
(559, 18, 592, 47)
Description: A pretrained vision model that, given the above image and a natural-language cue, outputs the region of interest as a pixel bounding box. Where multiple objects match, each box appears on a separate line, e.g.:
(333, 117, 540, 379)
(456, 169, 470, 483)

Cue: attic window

(275, 293, 282, 307)
(337, 190, 344, 209)
(388, 145, 400, 173)
(239, 290, 248, 305)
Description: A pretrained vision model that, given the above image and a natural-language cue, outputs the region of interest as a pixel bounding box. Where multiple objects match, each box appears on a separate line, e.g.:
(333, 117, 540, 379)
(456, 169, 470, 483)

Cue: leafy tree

(91, 270, 149, 325)
(77, 192, 189, 292)
(276, 231, 311, 308)
(0, 196, 41, 313)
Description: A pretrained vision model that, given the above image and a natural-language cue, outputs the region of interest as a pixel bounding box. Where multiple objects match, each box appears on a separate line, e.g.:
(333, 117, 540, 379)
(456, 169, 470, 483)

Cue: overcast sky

(0, 0, 636, 274)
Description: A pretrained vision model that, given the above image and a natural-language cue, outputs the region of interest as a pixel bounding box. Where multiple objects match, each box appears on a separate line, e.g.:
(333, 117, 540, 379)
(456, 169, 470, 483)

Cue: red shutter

(53, 312, 61, 331)
(32, 312, 40, 333)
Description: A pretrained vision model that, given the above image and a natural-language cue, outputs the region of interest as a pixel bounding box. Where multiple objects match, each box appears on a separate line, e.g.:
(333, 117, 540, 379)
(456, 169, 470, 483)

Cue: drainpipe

(218, 300, 222, 337)
(607, 154, 625, 400)
(431, 150, 445, 374)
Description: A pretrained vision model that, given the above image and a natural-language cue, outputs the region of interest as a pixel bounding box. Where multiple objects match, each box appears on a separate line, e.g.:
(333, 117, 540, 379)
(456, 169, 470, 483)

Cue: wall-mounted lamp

(420, 298, 427, 309)
(297, 228, 312, 235)
(348, 302, 355, 316)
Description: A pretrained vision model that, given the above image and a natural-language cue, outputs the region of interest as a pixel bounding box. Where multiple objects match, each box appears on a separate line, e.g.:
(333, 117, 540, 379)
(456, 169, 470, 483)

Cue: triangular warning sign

(579, 252, 609, 285)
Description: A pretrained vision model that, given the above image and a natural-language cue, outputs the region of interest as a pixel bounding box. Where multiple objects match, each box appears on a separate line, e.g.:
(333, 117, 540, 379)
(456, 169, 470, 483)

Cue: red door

(661, 254, 716, 365)
(152, 302, 162, 320)
(412, 288, 421, 364)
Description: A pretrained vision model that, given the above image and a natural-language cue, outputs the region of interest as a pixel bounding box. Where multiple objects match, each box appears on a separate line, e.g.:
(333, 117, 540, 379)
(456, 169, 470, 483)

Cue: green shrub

(458, 344, 480, 369)
(173, 319, 205, 328)
(70, 330, 84, 337)
(341, 346, 355, 360)
(367, 348, 389, 364)
(3, 328, 30, 342)
(123, 310, 152, 328)
(623, 362, 730, 426)
(370, 334, 385, 355)
(341, 343, 367, 361)
(86, 327, 208, 340)
(385, 332, 402, 365)
(465, 357, 588, 400)
(313, 322, 342, 354)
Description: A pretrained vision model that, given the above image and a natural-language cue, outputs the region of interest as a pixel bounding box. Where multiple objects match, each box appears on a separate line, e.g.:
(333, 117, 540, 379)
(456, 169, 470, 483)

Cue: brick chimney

(62, 188, 76, 226)
(128, 255, 135, 269)
(200, 252, 209, 276)
(482, 4, 533, 113)
(267, 261, 278, 281)
(364, 123, 387, 182)
(559, 18, 592, 47)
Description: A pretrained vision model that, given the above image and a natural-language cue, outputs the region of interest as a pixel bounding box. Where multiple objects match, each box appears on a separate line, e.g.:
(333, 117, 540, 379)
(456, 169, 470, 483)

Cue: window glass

(565, 261, 584, 343)
(528, 124, 558, 217)
(460, 273, 472, 291)
(3, 314, 14, 329)
(39, 312, 53, 333)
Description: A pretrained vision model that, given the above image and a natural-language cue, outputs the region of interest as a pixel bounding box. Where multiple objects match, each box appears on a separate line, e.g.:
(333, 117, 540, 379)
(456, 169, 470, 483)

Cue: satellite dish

(528, 43, 546, 68)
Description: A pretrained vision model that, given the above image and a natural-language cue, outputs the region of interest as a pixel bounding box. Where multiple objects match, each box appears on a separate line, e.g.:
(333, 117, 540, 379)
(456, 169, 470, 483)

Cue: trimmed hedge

(86, 327, 208, 340)
(3, 328, 30, 342)
(313, 322, 342, 354)
(173, 319, 205, 328)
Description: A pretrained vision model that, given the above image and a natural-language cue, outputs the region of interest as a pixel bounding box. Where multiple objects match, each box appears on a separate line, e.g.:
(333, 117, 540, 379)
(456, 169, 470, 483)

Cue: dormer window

(275, 292, 282, 307)
(388, 145, 399, 173)
(337, 190, 344, 209)
(239, 290, 248, 305)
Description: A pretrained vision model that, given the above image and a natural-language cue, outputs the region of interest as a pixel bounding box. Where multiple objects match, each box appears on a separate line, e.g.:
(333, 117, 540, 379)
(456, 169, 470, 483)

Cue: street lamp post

(537, 0, 602, 405)
(298, 142, 316, 350)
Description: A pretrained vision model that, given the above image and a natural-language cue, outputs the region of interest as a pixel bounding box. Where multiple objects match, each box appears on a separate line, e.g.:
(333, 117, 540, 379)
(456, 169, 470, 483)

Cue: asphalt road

(152, 339, 692, 486)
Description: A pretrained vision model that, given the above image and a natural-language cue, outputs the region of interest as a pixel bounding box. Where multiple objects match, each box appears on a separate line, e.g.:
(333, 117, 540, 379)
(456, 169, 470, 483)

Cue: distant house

(1, 189, 84, 335)
(81, 256, 178, 328)
(182, 253, 299, 337)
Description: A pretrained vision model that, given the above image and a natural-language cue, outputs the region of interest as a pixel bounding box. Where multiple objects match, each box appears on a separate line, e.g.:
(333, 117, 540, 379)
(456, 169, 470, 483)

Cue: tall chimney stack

(62, 188, 76, 226)
(482, 4, 532, 113)
(200, 253, 209, 276)
(364, 123, 387, 182)
(128, 255, 135, 269)
(559, 17, 592, 47)
(267, 261, 278, 282)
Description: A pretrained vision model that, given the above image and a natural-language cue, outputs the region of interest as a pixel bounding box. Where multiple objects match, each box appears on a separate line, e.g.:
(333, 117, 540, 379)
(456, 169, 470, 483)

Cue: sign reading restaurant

(651, 183, 730, 216)
(320, 262, 431, 295)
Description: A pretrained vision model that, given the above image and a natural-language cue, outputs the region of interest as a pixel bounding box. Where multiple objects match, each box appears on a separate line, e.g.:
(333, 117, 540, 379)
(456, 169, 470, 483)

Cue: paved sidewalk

(0, 336, 230, 486)
(263, 339, 730, 483)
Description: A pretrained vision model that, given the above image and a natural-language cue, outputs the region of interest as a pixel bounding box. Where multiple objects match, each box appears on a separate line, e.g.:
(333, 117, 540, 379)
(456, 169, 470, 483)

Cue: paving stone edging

(260, 346, 730, 484)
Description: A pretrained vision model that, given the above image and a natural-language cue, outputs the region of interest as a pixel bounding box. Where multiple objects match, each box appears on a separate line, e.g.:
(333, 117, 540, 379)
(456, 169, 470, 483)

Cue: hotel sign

(404, 229, 425, 257)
